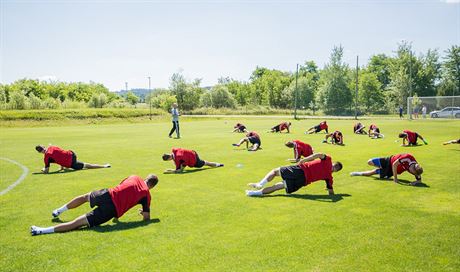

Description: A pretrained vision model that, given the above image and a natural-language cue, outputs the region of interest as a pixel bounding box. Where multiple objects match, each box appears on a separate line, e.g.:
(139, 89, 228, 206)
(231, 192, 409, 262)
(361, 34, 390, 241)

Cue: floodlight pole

(148, 76, 152, 120)
(125, 82, 128, 92)
(355, 55, 359, 120)
(409, 49, 413, 120)
(294, 63, 299, 120)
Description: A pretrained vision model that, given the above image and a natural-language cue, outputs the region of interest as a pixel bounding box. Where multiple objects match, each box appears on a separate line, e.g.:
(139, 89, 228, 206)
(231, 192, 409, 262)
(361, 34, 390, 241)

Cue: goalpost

(407, 95, 460, 119)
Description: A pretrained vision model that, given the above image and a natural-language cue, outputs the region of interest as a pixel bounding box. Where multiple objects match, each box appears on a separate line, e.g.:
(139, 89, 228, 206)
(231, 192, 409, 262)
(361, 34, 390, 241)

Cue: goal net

(407, 96, 460, 119)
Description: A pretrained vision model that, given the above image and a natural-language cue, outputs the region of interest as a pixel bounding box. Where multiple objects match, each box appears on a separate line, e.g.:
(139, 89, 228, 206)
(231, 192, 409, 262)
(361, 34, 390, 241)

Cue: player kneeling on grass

(443, 139, 460, 145)
(233, 131, 261, 151)
(305, 121, 328, 134)
(31, 174, 158, 236)
(246, 153, 342, 196)
(368, 124, 384, 139)
(350, 153, 423, 185)
(269, 121, 291, 133)
(285, 140, 313, 163)
(353, 122, 367, 134)
(324, 130, 344, 145)
(233, 123, 248, 133)
(162, 147, 224, 173)
(399, 130, 427, 146)
(35, 145, 110, 173)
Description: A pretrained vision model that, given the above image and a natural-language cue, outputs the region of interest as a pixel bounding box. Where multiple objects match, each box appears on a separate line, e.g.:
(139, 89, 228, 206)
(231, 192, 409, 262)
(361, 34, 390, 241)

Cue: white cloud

(440, 0, 460, 4)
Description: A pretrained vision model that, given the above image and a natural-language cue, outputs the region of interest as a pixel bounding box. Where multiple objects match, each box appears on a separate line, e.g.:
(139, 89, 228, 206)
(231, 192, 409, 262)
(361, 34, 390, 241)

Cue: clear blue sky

(1, 0, 459, 91)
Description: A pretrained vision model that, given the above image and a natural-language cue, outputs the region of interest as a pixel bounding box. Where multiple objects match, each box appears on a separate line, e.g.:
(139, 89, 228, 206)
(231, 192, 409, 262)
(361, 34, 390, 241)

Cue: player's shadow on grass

(167, 167, 219, 174)
(369, 177, 430, 188)
(93, 218, 161, 233)
(32, 169, 85, 175)
(265, 193, 351, 202)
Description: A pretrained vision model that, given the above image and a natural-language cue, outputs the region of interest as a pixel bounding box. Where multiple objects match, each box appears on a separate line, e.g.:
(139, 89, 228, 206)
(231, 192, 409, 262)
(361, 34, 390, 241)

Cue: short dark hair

(146, 174, 158, 188)
(162, 154, 171, 161)
(334, 162, 343, 171)
(35, 145, 45, 152)
(398, 133, 406, 138)
(285, 141, 294, 148)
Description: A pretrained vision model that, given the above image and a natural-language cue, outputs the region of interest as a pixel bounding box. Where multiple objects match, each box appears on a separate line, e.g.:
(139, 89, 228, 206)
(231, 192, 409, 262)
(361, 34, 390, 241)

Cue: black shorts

(272, 125, 281, 132)
(194, 153, 206, 168)
(374, 128, 380, 133)
(248, 136, 261, 146)
(71, 152, 84, 170)
(314, 125, 321, 133)
(86, 189, 117, 227)
(238, 126, 246, 132)
(280, 165, 306, 194)
(378, 157, 393, 179)
(457, 139, 460, 144)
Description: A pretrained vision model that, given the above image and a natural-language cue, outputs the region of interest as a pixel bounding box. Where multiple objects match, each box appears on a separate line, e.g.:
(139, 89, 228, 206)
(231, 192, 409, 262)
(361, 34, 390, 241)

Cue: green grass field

(0, 117, 459, 271)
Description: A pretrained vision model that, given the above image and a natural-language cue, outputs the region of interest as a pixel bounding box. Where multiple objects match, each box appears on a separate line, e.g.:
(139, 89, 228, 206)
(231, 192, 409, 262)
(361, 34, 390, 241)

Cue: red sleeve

(44, 154, 50, 167)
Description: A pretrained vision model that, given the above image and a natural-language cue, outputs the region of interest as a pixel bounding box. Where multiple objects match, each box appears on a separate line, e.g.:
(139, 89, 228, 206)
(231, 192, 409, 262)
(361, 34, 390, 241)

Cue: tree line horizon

(1, 42, 458, 115)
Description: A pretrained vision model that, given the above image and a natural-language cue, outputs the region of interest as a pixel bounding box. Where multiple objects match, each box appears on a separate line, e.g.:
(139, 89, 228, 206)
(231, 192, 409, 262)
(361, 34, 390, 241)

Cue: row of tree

(1, 43, 459, 114)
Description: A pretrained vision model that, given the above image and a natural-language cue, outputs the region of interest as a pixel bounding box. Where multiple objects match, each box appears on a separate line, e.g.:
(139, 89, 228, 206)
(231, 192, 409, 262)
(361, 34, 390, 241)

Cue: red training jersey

(279, 122, 289, 131)
(293, 140, 313, 159)
(172, 148, 197, 170)
(319, 121, 328, 130)
(44, 146, 73, 168)
(109, 175, 151, 218)
(246, 131, 260, 139)
(299, 155, 334, 188)
(390, 153, 417, 174)
(403, 130, 417, 144)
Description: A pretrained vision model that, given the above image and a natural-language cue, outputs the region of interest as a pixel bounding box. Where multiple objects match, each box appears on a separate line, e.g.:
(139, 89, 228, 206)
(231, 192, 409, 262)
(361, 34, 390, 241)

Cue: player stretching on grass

(233, 123, 248, 133)
(31, 174, 158, 236)
(368, 124, 384, 139)
(285, 140, 313, 162)
(353, 122, 367, 134)
(35, 145, 110, 173)
(350, 153, 423, 185)
(246, 153, 342, 196)
(233, 131, 261, 151)
(324, 130, 343, 145)
(162, 148, 224, 173)
(443, 139, 460, 145)
(306, 121, 328, 134)
(399, 130, 428, 146)
(269, 121, 291, 133)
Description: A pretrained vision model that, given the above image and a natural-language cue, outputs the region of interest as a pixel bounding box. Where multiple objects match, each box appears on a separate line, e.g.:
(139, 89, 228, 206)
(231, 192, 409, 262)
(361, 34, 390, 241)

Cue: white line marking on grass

(0, 157, 29, 196)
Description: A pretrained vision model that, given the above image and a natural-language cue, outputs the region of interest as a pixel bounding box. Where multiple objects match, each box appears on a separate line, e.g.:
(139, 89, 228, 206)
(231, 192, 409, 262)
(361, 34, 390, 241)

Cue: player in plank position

(399, 130, 428, 146)
(353, 122, 367, 134)
(285, 140, 313, 162)
(31, 174, 158, 236)
(232, 131, 261, 151)
(269, 121, 291, 133)
(306, 121, 328, 134)
(246, 153, 342, 196)
(443, 139, 460, 145)
(35, 145, 110, 173)
(350, 153, 423, 185)
(324, 130, 344, 145)
(233, 123, 248, 133)
(162, 147, 224, 173)
(368, 124, 384, 139)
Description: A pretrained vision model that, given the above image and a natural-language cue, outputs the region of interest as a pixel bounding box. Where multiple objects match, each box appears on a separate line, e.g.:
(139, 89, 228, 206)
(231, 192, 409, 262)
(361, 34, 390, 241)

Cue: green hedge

(0, 108, 166, 120)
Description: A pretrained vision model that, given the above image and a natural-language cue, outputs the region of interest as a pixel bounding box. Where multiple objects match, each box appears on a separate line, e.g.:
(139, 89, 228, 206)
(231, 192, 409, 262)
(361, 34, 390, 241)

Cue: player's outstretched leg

(52, 193, 90, 217)
(232, 138, 248, 147)
(31, 214, 89, 236)
(84, 162, 111, 169)
(246, 182, 285, 196)
(247, 168, 280, 189)
(204, 161, 224, 168)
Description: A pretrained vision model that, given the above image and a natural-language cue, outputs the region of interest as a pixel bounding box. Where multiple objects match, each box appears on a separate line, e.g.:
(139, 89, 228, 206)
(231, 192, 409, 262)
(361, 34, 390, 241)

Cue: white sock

(350, 172, 362, 176)
(39, 226, 55, 234)
(56, 205, 68, 214)
(246, 190, 263, 196)
(257, 178, 268, 187)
